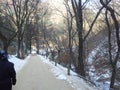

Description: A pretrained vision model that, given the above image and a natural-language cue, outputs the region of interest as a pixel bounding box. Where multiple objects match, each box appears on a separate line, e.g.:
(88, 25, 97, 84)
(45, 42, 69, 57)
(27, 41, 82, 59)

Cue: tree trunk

(30, 37, 32, 54)
(58, 50, 61, 64)
(21, 40, 25, 59)
(77, 39, 85, 76)
(17, 40, 21, 58)
(68, 26, 72, 75)
(17, 39, 25, 59)
(77, 0, 85, 77)
(110, 65, 116, 89)
(36, 38, 39, 54)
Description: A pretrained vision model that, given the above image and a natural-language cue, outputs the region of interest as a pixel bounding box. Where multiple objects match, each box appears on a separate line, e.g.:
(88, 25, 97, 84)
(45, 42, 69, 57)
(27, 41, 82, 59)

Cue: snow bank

(8, 55, 30, 72)
(117, 61, 120, 68)
(39, 55, 99, 90)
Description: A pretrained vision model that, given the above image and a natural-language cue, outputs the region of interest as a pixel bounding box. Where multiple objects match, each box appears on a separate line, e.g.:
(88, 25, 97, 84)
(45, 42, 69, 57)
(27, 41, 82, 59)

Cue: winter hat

(0, 50, 8, 60)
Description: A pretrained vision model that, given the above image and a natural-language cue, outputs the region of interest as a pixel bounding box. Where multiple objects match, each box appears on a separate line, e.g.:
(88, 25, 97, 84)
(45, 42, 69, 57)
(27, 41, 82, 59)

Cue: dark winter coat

(0, 59, 16, 90)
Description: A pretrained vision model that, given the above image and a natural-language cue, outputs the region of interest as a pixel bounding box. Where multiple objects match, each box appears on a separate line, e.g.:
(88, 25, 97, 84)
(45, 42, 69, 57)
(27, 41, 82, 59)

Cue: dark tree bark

(58, 49, 61, 64)
(71, 0, 85, 77)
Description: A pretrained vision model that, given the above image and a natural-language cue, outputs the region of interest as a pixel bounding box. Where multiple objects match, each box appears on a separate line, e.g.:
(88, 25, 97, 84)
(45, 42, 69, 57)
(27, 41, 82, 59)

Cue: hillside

(86, 29, 108, 55)
(86, 29, 120, 90)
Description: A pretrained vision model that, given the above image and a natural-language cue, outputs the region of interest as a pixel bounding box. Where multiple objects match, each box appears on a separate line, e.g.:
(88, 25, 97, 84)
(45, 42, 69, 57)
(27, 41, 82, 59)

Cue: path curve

(13, 55, 75, 90)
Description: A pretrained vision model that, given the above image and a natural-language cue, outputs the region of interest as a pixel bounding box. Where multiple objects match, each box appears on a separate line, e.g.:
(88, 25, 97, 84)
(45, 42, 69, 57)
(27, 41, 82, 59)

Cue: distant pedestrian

(0, 50, 16, 90)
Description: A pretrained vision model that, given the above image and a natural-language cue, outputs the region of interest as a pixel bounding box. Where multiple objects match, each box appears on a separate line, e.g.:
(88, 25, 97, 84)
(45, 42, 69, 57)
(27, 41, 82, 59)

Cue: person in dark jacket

(0, 50, 16, 90)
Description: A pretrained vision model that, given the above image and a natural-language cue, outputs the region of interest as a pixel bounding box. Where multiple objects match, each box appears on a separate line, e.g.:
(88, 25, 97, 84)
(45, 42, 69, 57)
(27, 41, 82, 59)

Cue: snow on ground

(39, 55, 99, 90)
(9, 54, 99, 90)
(86, 49, 110, 90)
(117, 61, 120, 68)
(8, 55, 30, 72)
(85, 38, 112, 90)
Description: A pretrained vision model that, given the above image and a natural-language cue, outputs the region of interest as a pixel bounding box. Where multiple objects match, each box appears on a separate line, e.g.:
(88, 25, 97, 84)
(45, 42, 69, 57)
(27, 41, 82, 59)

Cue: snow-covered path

(12, 55, 75, 90)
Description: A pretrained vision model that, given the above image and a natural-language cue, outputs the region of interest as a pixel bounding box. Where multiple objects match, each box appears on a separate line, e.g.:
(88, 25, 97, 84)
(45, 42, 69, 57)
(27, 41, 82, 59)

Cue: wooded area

(0, 0, 120, 89)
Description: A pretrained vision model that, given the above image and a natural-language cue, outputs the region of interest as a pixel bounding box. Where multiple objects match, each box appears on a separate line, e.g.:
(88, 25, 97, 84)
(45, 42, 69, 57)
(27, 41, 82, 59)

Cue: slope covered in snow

(39, 55, 99, 90)
(86, 32, 120, 90)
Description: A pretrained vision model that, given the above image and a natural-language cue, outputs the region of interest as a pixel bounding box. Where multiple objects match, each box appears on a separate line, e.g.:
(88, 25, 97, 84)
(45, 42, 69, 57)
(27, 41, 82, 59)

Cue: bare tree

(100, 0, 120, 89)
(12, 0, 39, 58)
(63, 0, 74, 75)
(0, 3, 18, 52)
(70, 0, 110, 77)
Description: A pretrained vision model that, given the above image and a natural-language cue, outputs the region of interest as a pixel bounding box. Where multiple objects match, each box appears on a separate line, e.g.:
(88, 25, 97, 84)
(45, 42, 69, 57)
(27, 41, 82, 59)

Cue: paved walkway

(13, 55, 75, 90)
